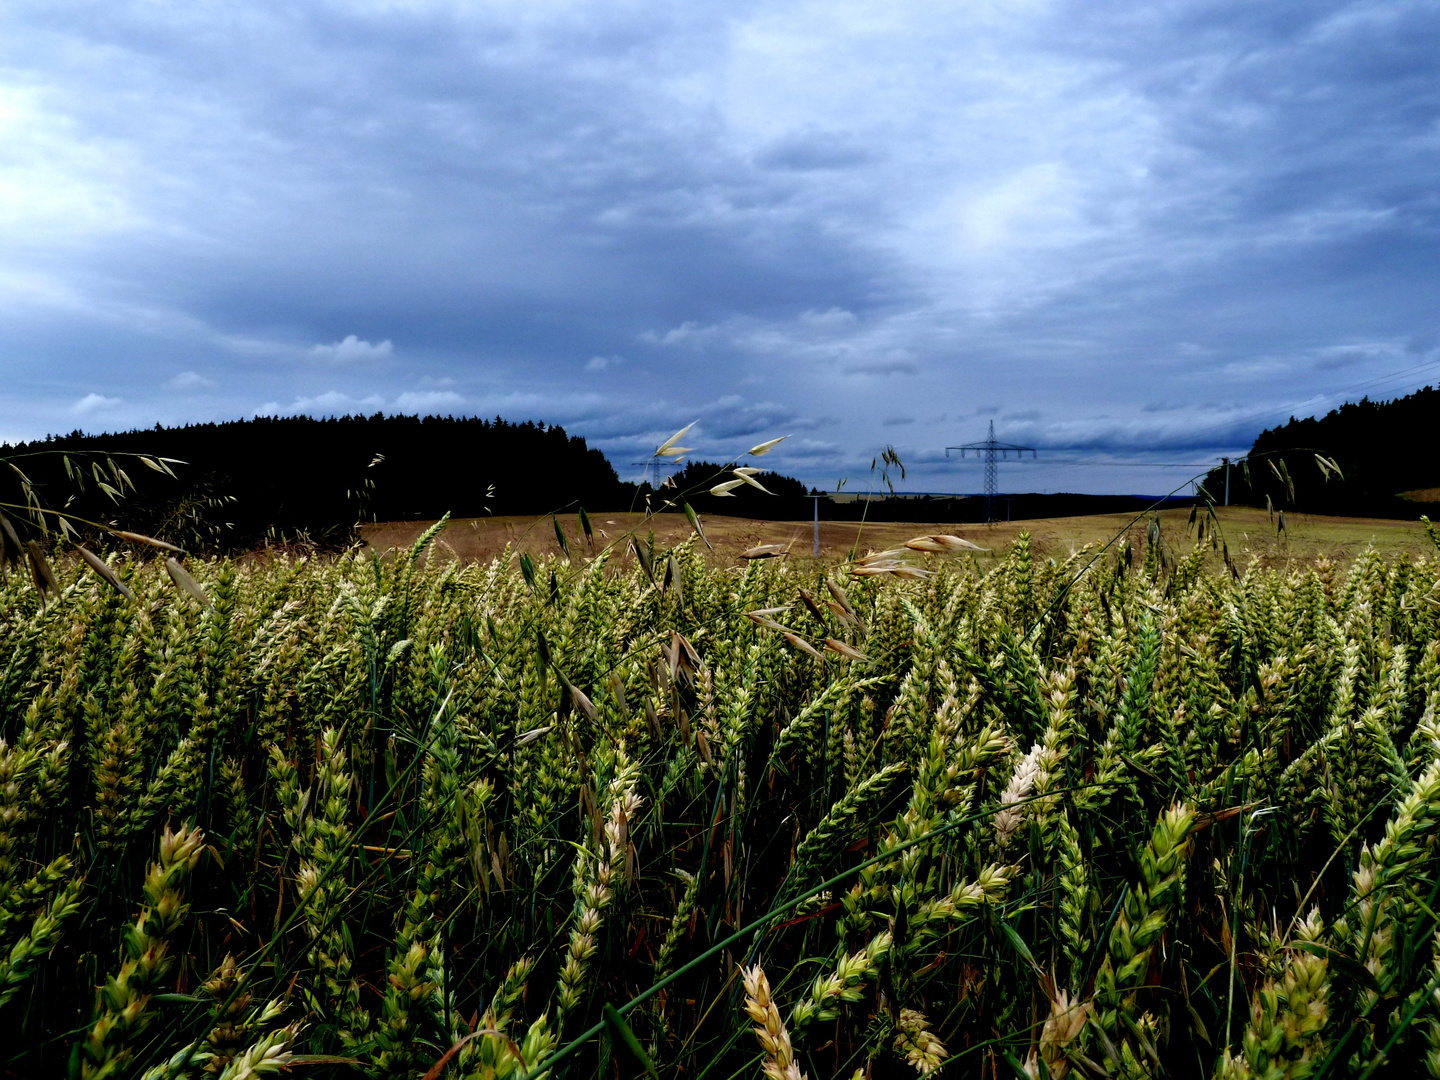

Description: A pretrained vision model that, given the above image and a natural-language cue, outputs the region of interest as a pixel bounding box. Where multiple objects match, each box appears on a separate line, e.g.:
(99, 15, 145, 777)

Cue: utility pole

(946, 421, 1037, 524)
(1222, 457, 1230, 507)
(809, 493, 822, 557)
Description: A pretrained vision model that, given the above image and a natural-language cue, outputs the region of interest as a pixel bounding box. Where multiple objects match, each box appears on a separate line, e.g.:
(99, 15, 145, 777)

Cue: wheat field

(4, 517, 1440, 1078)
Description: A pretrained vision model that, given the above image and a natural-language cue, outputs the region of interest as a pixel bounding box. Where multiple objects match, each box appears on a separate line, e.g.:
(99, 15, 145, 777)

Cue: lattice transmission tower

(946, 421, 1038, 523)
(631, 460, 670, 489)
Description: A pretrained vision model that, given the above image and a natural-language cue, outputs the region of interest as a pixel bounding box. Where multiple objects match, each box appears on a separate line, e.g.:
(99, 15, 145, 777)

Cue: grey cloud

(842, 351, 918, 376)
(310, 336, 394, 363)
(799, 308, 858, 328)
(0, 0, 1436, 496)
(395, 390, 464, 411)
(786, 439, 841, 459)
(1315, 352, 1367, 372)
(788, 415, 834, 432)
(696, 396, 798, 441)
(755, 129, 875, 172)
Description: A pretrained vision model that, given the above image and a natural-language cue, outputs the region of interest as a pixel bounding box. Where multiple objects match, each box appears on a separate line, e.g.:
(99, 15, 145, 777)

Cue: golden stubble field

(361, 505, 1434, 569)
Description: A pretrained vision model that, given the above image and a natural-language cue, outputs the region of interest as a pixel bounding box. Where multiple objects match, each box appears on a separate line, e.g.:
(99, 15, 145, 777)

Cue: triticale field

(5, 518, 1440, 1078)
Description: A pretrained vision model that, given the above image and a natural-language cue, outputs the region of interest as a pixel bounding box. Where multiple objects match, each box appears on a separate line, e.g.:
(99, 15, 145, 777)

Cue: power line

(1319, 357, 1440, 399)
(952, 460, 1218, 469)
(937, 359, 1440, 490)
(1126, 358, 1440, 454)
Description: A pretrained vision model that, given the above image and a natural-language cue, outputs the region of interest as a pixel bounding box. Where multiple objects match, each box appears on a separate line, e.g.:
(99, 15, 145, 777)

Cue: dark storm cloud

(2, 0, 1437, 494)
(755, 128, 877, 172)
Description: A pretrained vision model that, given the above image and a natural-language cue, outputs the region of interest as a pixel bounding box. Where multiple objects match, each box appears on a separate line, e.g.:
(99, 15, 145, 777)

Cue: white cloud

(641, 321, 721, 347)
(395, 389, 464, 411)
(310, 335, 394, 362)
(256, 390, 386, 416)
(958, 162, 1080, 252)
(72, 392, 122, 414)
(586, 354, 623, 372)
(166, 370, 214, 390)
(0, 85, 146, 245)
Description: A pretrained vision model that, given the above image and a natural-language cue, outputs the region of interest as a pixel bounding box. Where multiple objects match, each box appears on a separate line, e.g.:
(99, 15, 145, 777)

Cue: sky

(2, 0, 1438, 496)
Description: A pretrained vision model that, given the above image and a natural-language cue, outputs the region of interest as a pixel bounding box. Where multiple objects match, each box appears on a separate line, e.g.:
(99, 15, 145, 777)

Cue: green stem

(520, 786, 1071, 1080)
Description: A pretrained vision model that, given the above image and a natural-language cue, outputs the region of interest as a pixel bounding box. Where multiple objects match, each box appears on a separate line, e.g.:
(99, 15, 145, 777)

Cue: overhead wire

(943, 354, 1440, 473)
(914, 353, 1440, 498)
(1102, 355, 1440, 455)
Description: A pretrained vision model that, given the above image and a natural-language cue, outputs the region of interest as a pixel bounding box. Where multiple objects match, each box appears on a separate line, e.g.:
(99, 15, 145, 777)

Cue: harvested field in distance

(363, 504, 1433, 568)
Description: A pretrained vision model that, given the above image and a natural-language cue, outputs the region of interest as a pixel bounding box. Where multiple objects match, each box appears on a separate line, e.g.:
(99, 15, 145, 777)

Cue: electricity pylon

(631, 460, 670, 489)
(946, 421, 1037, 523)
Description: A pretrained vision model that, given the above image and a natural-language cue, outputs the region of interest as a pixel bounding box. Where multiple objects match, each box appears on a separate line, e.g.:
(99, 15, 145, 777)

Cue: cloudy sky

(2, 1, 1437, 494)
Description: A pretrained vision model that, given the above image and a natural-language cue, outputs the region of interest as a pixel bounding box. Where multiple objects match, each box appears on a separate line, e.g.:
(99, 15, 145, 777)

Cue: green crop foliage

(4, 526, 1440, 1078)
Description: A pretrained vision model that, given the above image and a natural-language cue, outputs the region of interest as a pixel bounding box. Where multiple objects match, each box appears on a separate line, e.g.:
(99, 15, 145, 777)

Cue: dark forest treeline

(1201, 385, 1440, 518)
(0, 416, 831, 552)
(2, 414, 635, 549)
